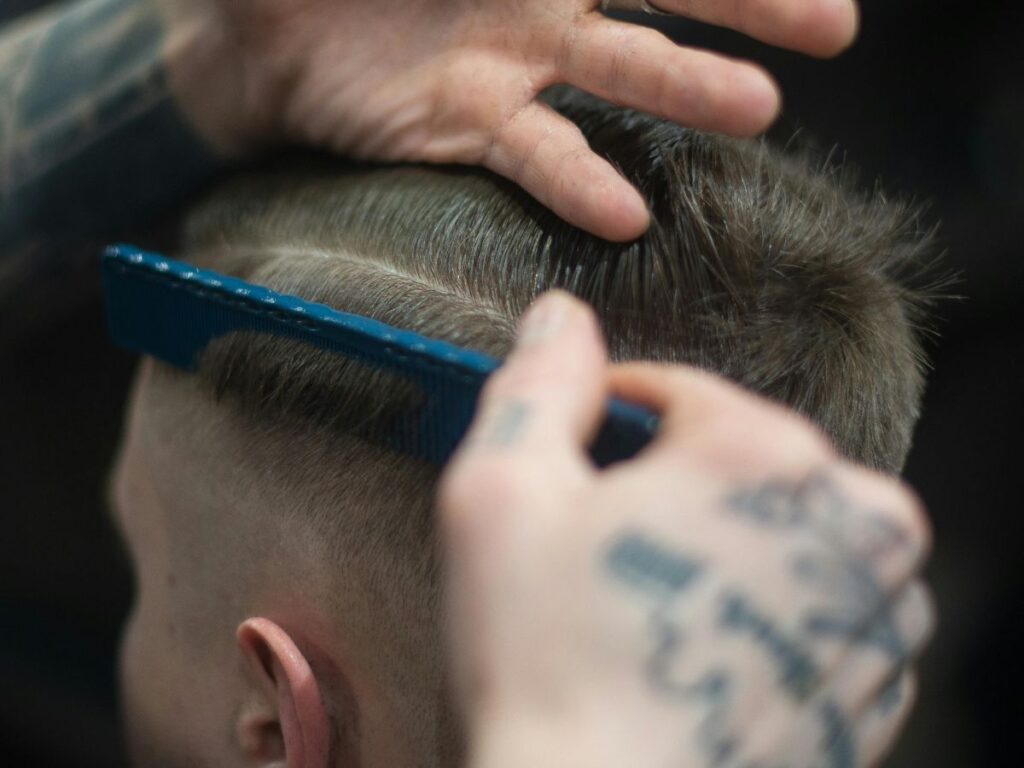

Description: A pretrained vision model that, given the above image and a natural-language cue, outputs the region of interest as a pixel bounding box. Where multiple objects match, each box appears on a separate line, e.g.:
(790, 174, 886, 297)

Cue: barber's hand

(439, 291, 934, 768)
(168, 0, 857, 242)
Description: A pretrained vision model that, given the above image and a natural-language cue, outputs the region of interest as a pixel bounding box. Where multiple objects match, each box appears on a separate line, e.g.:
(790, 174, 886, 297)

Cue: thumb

(439, 291, 608, 520)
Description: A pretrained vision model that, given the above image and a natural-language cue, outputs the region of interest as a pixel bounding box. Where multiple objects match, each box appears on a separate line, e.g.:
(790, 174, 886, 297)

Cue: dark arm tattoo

(0, 0, 219, 315)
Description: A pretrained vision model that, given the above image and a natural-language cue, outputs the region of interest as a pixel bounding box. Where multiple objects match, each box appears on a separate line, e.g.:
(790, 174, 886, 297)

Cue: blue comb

(102, 245, 658, 467)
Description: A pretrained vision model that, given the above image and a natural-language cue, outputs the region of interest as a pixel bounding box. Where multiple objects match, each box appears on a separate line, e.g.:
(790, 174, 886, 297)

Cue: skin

(439, 291, 935, 768)
(0, 0, 857, 275)
(7, 1, 924, 764)
(162, 0, 859, 241)
(107, 290, 933, 768)
(109, 362, 451, 768)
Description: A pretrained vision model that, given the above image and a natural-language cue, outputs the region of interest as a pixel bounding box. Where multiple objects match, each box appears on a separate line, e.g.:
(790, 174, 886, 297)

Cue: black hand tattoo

(719, 592, 820, 700)
(1, 0, 219, 310)
(793, 553, 905, 659)
(605, 531, 703, 600)
(482, 400, 531, 446)
(816, 701, 855, 768)
(600, 518, 874, 768)
(875, 672, 905, 715)
(605, 534, 740, 764)
(604, 534, 803, 768)
(727, 472, 910, 562)
(728, 473, 911, 659)
(720, 474, 921, 767)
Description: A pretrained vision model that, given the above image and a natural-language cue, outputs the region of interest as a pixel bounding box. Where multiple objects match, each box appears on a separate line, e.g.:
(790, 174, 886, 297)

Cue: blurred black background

(1, 0, 1020, 765)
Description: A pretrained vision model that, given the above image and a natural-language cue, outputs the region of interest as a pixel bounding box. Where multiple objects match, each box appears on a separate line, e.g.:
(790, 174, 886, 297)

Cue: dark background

(1, 0, 1021, 765)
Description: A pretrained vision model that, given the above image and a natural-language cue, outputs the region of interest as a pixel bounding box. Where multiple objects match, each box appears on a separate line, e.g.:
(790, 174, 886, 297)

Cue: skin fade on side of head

(120, 88, 937, 767)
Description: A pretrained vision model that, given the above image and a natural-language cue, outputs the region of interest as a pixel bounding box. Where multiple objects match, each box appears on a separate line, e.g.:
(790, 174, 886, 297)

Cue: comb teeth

(102, 245, 657, 466)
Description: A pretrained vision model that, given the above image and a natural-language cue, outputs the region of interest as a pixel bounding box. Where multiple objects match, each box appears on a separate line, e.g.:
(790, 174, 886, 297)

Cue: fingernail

(517, 292, 570, 347)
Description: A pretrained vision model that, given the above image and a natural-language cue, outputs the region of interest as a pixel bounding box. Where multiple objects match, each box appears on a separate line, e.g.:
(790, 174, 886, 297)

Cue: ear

(235, 618, 330, 768)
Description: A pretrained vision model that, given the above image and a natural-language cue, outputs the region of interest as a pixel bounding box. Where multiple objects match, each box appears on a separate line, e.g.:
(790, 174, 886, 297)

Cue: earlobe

(236, 618, 330, 768)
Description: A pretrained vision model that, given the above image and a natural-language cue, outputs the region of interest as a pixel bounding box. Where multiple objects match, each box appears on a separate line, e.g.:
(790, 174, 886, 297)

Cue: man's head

(108, 89, 935, 767)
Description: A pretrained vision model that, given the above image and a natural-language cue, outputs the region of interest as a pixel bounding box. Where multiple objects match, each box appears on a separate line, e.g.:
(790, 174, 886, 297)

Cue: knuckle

(604, 33, 639, 94)
(770, 416, 836, 459)
(558, 12, 620, 70)
(552, 146, 595, 195)
(651, 66, 673, 119)
(437, 453, 533, 529)
(556, 18, 583, 75)
(840, 467, 933, 568)
(891, 483, 932, 558)
(480, 359, 546, 405)
(864, 473, 931, 553)
(694, 404, 835, 469)
(479, 91, 535, 173)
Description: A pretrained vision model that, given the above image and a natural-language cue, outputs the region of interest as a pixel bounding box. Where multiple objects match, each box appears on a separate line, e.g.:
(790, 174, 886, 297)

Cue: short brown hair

(180, 87, 937, 474)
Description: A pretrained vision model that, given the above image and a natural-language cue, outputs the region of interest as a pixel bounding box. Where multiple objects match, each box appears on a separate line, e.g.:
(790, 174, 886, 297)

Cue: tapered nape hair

(178, 88, 936, 474)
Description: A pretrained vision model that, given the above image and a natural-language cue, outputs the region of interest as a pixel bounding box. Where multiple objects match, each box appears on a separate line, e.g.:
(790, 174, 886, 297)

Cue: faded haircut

(150, 88, 936, 763)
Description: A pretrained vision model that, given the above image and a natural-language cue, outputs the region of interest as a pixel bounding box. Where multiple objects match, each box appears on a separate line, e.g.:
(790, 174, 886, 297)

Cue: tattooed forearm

(0, 0, 218, 303)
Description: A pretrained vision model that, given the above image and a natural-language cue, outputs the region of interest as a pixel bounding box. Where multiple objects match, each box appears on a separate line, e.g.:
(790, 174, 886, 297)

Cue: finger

(473, 291, 609, 454)
(628, 0, 860, 58)
(483, 101, 650, 241)
(742, 585, 930, 763)
(559, 18, 780, 136)
(854, 671, 918, 768)
(440, 291, 607, 517)
(822, 581, 935, 710)
(610, 364, 779, 437)
(746, 666, 918, 768)
(609, 363, 835, 471)
(825, 463, 933, 586)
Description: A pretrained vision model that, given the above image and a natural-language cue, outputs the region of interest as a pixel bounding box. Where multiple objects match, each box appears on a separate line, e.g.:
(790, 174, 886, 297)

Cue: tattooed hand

(167, 0, 857, 241)
(439, 291, 934, 768)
